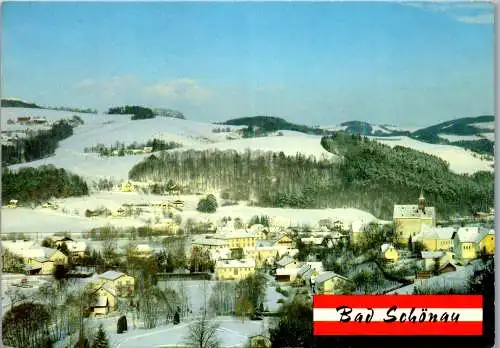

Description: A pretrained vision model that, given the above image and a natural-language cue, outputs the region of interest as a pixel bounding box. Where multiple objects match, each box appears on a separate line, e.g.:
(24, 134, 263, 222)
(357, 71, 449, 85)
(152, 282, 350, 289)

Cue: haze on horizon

(1, 2, 494, 128)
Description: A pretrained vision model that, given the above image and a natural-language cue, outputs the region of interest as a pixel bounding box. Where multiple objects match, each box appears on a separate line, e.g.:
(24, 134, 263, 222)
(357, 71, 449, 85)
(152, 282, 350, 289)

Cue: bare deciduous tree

(184, 306, 220, 348)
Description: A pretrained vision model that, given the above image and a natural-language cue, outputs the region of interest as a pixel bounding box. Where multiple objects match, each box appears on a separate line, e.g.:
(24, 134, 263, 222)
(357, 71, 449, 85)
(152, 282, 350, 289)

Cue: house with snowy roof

(2, 240, 68, 275)
(211, 229, 258, 249)
(243, 240, 285, 267)
(215, 258, 256, 280)
(412, 225, 455, 252)
(350, 220, 366, 245)
(380, 243, 399, 261)
(97, 270, 134, 296)
(313, 271, 353, 295)
(191, 235, 229, 250)
(296, 262, 324, 285)
(393, 191, 436, 246)
(453, 227, 495, 260)
(275, 255, 301, 283)
(90, 282, 117, 316)
(421, 251, 455, 271)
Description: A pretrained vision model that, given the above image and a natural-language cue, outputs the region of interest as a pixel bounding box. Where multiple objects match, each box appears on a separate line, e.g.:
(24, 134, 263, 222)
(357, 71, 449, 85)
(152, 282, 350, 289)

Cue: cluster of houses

(1, 236, 86, 275)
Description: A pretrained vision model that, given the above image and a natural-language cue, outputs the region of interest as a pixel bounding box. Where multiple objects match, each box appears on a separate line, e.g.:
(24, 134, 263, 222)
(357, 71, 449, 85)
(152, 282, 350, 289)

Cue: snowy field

(2, 189, 379, 234)
(471, 121, 495, 131)
(368, 136, 494, 175)
(437, 134, 483, 142)
(4, 107, 335, 183)
(99, 315, 272, 348)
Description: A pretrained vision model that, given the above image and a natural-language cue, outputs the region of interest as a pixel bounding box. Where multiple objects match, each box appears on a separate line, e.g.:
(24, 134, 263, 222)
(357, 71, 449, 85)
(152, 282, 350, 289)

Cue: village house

(97, 270, 135, 296)
(421, 251, 455, 272)
(296, 262, 324, 286)
(212, 230, 257, 249)
(349, 220, 366, 245)
(65, 241, 87, 259)
(2, 240, 68, 275)
(272, 235, 293, 250)
(243, 240, 287, 267)
(208, 247, 232, 261)
(381, 243, 399, 261)
(214, 258, 256, 280)
(152, 218, 179, 234)
(412, 226, 455, 251)
(313, 271, 353, 295)
(132, 244, 153, 258)
(393, 191, 436, 246)
(90, 282, 117, 316)
(248, 224, 268, 240)
(120, 181, 135, 192)
(275, 255, 301, 283)
(453, 227, 495, 261)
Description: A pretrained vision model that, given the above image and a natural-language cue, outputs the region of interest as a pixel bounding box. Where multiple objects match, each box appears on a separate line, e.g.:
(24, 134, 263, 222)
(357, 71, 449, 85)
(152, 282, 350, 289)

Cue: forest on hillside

(107, 105, 155, 120)
(2, 119, 80, 166)
(2, 165, 89, 204)
(128, 132, 493, 219)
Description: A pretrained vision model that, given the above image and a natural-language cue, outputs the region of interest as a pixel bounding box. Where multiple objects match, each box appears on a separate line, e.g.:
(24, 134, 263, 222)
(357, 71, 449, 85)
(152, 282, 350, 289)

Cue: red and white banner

(313, 295, 483, 336)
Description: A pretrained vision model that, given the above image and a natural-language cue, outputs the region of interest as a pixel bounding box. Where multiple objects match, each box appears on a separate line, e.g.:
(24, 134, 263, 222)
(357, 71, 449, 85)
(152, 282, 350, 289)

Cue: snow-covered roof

(50, 235, 74, 242)
(301, 237, 324, 245)
(351, 220, 365, 233)
(215, 258, 256, 269)
(314, 271, 350, 285)
(419, 225, 456, 240)
(381, 243, 395, 253)
(421, 251, 445, 259)
(191, 236, 227, 247)
(213, 229, 257, 239)
(136, 244, 152, 252)
(66, 241, 87, 253)
(276, 255, 295, 267)
(2, 241, 62, 260)
(455, 226, 494, 243)
(276, 267, 301, 276)
(99, 270, 126, 281)
(393, 205, 436, 219)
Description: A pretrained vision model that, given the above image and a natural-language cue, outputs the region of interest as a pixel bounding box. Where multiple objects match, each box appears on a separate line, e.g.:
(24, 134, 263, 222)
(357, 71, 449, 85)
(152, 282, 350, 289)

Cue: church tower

(418, 190, 425, 213)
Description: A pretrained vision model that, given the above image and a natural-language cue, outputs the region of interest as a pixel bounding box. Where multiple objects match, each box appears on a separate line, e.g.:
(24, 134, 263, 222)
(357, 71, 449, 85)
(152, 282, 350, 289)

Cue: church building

(393, 191, 436, 246)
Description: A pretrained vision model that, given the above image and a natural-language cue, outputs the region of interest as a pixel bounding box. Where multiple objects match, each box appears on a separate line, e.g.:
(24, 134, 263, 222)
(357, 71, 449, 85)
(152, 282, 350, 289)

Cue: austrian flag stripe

(312, 295, 483, 336)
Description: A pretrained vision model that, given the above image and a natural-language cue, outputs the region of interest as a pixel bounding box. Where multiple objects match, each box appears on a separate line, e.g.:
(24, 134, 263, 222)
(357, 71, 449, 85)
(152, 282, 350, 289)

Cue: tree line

(107, 105, 155, 120)
(2, 165, 89, 204)
(128, 133, 493, 219)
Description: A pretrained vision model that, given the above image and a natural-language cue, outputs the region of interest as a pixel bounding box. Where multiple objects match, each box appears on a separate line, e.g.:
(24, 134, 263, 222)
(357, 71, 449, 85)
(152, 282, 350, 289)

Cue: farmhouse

(215, 258, 256, 280)
(296, 262, 324, 285)
(393, 191, 436, 245)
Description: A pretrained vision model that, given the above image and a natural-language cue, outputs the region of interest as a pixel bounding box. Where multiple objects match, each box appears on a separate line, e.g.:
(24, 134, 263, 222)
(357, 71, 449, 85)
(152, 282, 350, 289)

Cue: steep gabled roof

(276, 255, 295, 267)
(314, 271, 350, 285)
(99, 270, 126, 281)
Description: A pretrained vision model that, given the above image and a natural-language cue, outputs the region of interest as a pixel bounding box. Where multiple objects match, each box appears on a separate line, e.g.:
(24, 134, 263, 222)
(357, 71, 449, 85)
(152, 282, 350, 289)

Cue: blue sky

(1, 2, 494, 127)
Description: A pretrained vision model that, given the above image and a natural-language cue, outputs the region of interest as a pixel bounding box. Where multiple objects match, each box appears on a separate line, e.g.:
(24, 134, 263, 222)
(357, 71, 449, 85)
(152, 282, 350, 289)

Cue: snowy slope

(4, 108, 335, 181)
(368, 136, 494, 175)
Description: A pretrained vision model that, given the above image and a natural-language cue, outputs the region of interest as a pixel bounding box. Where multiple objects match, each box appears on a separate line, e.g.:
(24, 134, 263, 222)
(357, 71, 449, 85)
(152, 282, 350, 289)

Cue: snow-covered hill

(3, 107, 336, 182)
(368, 136, 494, 175)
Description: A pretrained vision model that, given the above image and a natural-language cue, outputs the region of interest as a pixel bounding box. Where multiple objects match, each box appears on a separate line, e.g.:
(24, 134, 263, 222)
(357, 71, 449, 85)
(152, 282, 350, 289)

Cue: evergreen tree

(92, 324, 109, 348)
(173, 310, 180, 325)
